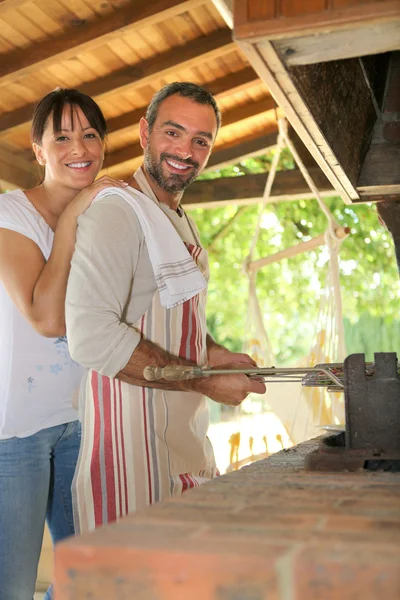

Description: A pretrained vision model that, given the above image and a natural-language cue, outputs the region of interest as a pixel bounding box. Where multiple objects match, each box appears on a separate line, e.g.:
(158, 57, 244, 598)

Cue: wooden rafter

(211, 0, 233, 29)
(205, 130, 278, 171)
(0, 0, 207, 86)
(0, 28, 235, 136)
(0, 146, 36, 190)
(181, 168, 334, 209)
(0, 0, 30, 16)
(105, 67, 260, 138)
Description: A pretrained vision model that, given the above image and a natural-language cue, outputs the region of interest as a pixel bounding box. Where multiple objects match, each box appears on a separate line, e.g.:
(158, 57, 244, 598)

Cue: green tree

(190, 151, 400, 363)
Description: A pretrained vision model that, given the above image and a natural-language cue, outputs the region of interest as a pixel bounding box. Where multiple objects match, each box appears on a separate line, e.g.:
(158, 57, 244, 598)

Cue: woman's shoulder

(0, 189, 33, 217)
(0, 189, 40, 225)
(0, 189, 46, 244)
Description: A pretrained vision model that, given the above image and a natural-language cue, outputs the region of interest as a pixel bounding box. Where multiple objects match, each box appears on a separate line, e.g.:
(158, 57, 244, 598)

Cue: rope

(277, 119, 341, 241)
(245, 125, 286, 267)
(244, 117, 348, 357)
(244, 118, 347, 278)
(242, 118, 349, 439)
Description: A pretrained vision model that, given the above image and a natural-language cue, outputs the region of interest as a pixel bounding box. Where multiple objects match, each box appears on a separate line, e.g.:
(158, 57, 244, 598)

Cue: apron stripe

(112, 379, 123, 517)
(118, 379, 129, 516)
(142, 386, 153, 505)
(102, 375, 117, 524)
(148, 391, 161, 503)
(90, 371, 103, 527)
(179, 299, 190, 359)
(191, 297, 199, 361)
(179, 473, 189, 492)
(198, 295, 202, 361)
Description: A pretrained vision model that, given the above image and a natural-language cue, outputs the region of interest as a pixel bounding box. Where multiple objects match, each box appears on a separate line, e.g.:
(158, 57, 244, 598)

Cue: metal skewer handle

(143, 365, 344, 389)
(143, 365, 206, 381)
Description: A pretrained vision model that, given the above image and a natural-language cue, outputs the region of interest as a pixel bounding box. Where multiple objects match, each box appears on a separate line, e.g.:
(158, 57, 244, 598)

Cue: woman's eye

(55, 136, 68, 142)
(84, 132, 97, 139)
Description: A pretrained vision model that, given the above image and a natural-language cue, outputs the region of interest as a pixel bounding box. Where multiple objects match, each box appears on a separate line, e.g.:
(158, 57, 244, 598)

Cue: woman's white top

(0, 190, 81, 438)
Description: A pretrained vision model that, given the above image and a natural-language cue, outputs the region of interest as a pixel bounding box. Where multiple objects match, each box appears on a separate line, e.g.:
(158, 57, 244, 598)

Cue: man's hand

(193, 362, 266, 406)
(207, 335, 256, 368)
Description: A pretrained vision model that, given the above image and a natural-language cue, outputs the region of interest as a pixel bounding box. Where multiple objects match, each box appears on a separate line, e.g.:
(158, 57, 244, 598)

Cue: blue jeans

(0, 421, 81, 600)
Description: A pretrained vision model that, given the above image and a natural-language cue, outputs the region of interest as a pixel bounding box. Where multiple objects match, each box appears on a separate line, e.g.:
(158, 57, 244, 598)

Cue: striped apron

(72, 207, 217, 534)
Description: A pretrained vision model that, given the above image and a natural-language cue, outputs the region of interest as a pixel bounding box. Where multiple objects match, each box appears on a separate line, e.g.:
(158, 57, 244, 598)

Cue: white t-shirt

(0, 190, 82, 438)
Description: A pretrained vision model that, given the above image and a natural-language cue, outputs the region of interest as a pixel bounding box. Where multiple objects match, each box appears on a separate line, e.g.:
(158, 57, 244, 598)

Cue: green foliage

(191, 151, 400, 363)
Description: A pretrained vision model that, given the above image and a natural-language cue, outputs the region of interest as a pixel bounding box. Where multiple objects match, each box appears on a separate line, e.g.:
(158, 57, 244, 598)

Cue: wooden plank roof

(0, 0, 288, 197)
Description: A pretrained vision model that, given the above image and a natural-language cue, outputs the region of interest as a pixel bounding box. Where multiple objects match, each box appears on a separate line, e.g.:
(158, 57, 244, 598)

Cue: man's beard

(144, 144, 200, 193)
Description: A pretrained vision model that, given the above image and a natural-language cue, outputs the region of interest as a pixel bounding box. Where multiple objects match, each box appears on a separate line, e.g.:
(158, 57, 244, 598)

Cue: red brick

(55, 540, 285, 600)
(322, 515, 400, 533)
(54, 436, 400, 599)
(294, 544, 400, 600)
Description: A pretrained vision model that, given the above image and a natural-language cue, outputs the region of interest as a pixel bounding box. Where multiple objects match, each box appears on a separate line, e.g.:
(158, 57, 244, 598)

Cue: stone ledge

(55, 437, 400, 599)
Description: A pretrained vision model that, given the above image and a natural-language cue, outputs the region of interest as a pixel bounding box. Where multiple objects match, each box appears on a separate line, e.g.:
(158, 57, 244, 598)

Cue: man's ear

(139, 117, 149, 150)
(32, 143, 45, 166)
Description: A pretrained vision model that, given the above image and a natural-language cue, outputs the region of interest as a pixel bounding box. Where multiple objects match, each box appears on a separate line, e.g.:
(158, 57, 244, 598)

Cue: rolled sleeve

(66, 196, 142, 377)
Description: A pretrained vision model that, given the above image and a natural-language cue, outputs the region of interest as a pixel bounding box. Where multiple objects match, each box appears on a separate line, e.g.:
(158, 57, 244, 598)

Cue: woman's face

(33, 104, 104, 192)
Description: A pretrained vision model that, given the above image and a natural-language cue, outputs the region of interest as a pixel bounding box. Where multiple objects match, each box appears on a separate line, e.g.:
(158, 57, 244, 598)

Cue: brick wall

(55, 437, 400, 599)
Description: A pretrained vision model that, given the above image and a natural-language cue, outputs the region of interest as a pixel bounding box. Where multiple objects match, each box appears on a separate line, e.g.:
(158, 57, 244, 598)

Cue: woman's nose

(71, 138, 86, 155)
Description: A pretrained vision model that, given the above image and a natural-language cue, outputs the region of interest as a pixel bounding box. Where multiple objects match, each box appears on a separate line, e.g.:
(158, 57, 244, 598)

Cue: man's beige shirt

(65, 191, 200, 376)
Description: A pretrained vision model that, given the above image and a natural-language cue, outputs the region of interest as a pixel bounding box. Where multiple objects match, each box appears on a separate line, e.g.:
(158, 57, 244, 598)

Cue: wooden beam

(0, 0, 31, 16)
(0, 147, 37, 190)
(103, 97, 276, 171)
(234, 39, 363, 203)
(211, 0, 233, 29)
(205, 130, 278, 171)
(234, 0, 400, 41)
(247, 227, 349, 273)
(0, 0, 207, 87)
(106, 67, 259, 138)
(220, 96, 276, 128)
(0, 28, 235, 136)
(273, 22, 400, 66)
(181, 168, 334, 209)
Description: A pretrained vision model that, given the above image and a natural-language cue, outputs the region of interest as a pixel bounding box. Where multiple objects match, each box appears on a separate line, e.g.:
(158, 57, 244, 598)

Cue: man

(66, 82, 266, 533)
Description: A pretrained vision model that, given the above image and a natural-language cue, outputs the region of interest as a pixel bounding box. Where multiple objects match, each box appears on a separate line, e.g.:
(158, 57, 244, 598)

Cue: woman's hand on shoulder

(64, 176, 129, 220)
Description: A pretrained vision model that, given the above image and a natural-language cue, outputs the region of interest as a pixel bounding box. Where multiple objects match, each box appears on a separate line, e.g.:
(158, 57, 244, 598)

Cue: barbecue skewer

(143, 365, 344, 388)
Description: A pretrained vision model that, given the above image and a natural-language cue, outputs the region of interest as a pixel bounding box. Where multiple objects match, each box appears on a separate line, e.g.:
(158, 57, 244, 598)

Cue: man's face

(140, 94, 218, 194)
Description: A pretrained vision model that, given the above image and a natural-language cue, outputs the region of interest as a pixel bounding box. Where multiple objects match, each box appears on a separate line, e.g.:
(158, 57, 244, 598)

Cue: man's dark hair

(145, 82, 221, 133)
(31, 88, 107, 144)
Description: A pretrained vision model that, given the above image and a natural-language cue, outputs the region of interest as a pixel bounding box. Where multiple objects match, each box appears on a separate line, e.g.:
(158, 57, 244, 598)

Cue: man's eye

(166, 131, 178, 137)
(195, 139, 208, 147)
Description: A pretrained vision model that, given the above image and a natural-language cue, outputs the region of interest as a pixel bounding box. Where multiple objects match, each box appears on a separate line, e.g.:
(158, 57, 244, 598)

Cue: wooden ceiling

(0, 0, 287, 202)
(2, 0, 397, 207)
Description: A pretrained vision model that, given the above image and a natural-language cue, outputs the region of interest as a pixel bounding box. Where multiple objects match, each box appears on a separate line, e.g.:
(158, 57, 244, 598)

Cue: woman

(0, 88, 126, 600)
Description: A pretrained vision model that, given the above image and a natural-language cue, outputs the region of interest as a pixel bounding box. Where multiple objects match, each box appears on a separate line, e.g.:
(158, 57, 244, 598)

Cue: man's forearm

(116, 338, 201, 392)
(115, 336, 266, 405)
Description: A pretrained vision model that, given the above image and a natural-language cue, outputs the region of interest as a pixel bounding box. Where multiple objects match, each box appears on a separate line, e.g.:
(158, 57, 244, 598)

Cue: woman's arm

(0, 177, 128, 337)
(0, 215, 77, 337)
